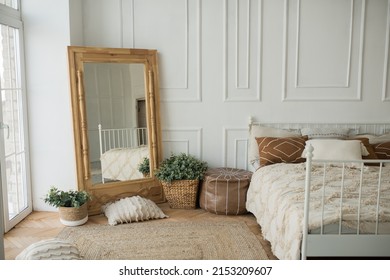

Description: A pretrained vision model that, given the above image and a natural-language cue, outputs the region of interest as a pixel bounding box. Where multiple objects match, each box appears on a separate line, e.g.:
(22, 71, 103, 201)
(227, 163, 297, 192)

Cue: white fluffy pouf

(15, 238, 81, 260)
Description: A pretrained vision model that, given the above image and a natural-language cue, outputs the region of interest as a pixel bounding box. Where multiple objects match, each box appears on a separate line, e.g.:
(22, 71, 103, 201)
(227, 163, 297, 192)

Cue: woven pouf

(199, 167, 253, 215)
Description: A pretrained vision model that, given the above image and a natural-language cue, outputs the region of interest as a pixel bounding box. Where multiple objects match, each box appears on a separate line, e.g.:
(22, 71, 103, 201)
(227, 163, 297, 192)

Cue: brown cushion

(199, 168, 253, 215)
(373, 142, 390, 159)
(256, 136, 308, 166)
(352, 138, 377, 160)
(350, 137, 378, 166)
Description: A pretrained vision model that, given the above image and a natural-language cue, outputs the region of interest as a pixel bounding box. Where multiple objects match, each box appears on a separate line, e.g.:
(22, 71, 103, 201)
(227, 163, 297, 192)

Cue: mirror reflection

(83, 62, 150, 184)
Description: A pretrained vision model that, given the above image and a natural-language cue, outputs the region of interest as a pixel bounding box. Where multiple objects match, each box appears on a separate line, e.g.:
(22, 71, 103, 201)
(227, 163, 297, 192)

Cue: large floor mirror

(68, 46, 164, 215)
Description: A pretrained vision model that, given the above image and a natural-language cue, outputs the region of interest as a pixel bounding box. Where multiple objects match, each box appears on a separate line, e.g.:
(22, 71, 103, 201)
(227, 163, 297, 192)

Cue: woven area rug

(57, 220, 269, 260)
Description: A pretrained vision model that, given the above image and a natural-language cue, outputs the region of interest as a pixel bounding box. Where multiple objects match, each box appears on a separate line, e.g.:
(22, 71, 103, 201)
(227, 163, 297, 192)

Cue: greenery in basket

(44, 186, 91, 208)
(137, 157, 150, 175)
(155, 153, 208, 183)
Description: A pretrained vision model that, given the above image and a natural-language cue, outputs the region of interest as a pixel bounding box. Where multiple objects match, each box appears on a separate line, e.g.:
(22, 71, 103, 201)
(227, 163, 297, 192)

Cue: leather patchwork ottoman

(199, 167, 253, 215)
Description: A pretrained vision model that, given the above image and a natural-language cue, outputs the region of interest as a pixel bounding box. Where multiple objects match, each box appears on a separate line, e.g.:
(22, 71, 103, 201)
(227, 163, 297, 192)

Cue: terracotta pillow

(356, 138, 377, 160)
(350, 137, 378, 165)
(256, 136, 308, 166)
(373, 142, 390, 159)
(248, 125, 301, 167)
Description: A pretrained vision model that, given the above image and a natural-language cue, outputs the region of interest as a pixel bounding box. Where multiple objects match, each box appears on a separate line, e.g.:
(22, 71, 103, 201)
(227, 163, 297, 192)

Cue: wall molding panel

(294, 0, 353, 88)
(383, 0, 390, 102)
(282, 0, 365, 101)
(162, 127, 203, 159)
(223, 0, 262, 102)
(124, 0, 201, 102)
(222, 127, 249, 170)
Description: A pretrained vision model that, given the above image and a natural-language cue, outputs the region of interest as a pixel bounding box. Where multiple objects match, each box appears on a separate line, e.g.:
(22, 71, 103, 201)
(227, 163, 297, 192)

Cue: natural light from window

(0, 0, 31, 232)
(0, 0, 17, 10)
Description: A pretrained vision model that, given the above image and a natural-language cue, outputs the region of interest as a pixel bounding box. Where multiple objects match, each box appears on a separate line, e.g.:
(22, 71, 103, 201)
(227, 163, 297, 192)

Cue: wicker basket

(161, 179, 199, 209)
(58, 203, 88, 226)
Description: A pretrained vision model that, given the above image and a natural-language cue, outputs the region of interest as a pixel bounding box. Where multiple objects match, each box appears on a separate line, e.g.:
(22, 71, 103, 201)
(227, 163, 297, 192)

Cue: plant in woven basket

(44, 186, 91, 226)
(155, 153, 208, 209)
(137, 157, 150, 177)
(155, 153, 208, 183)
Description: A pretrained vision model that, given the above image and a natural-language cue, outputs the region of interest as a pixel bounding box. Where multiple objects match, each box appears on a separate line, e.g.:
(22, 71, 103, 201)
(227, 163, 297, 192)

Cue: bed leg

(301, 144, 314, 260)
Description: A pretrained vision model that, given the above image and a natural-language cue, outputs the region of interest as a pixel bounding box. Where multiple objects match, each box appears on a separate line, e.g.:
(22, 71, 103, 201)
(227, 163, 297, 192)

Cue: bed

(245, 121, 390, 259)
(98, 124, 149, 182)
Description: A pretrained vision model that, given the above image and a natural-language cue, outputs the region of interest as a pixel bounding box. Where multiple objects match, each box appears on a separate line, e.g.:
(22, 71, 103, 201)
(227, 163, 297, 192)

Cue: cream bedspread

(246, 162, 390, 260)
(101, 146, 149, 181)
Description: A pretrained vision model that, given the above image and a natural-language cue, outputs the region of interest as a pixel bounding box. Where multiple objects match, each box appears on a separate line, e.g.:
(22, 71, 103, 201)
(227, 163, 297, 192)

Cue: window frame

(0, 0, 32, 232)
(0, 0, 20, 20)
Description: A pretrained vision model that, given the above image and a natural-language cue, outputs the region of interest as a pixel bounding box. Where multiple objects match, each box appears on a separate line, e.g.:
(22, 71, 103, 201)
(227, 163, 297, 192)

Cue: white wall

(22, 0, 390, 210)
(22, 0, 77, 211)
(80, 0, 390, 168)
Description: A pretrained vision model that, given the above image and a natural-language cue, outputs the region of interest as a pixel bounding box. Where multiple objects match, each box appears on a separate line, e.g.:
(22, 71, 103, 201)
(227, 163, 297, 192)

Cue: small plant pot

(58, 203, 88, 226)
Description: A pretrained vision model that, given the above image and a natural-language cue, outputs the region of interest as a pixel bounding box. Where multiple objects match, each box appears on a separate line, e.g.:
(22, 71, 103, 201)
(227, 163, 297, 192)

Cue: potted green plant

(138, 157, 150, 177)
(155, 153, 208, 209)
(44, 186, 91, 226)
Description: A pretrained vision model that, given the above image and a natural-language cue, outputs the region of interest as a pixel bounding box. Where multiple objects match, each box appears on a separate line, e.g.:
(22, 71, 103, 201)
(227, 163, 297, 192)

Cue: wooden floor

(4, 203, 277, 260)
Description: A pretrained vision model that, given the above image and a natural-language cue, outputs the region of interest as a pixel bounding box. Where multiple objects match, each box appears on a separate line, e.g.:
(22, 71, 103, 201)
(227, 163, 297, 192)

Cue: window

(0, 0, 31, 232)
(0, 0, 17, 9)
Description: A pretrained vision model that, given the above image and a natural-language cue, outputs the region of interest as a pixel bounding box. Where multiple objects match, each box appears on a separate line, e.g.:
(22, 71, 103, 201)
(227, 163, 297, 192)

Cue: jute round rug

(57, 220, 269, 260)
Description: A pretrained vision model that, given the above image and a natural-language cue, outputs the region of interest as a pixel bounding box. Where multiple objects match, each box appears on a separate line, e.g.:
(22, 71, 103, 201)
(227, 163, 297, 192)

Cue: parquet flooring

(3, 203, 277, 260)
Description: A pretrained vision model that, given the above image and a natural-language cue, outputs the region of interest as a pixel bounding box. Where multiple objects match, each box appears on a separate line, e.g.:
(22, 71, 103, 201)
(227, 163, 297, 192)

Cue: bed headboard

(248, 118, 390, 135)
(98, 124, 148, 156)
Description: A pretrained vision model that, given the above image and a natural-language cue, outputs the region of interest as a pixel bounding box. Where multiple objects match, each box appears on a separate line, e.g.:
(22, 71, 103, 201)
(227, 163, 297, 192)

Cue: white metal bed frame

(248, 120, 390, 259)
(98, 124, 148, 183)
(98, 124, 148, 156)
(302, 151, 390, 259)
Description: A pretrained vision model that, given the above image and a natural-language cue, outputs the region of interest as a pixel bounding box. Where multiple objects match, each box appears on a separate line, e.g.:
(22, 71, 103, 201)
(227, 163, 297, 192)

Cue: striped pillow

(102, 195, 168, 226)
(301, 127, 351, 139)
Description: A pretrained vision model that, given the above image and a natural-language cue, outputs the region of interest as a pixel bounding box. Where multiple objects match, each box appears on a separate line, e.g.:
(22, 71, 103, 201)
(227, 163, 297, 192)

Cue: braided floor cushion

(15, 238, 81, 260)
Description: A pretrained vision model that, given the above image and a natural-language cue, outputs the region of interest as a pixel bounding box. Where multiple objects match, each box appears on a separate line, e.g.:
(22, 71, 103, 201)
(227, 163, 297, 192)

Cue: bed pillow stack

(302, 128, 390, 165)
(249, 123, 390, 169)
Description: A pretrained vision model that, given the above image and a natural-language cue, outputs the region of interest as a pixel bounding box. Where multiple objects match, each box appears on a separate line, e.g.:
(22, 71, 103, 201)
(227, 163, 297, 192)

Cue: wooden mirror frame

(68, 46, 164, 215)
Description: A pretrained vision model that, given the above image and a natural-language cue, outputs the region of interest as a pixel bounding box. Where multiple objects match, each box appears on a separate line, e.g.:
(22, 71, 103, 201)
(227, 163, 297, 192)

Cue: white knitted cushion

(102, 195, 168, 226)
(301, 127, 351, 139)
(15, 239, 81, 260)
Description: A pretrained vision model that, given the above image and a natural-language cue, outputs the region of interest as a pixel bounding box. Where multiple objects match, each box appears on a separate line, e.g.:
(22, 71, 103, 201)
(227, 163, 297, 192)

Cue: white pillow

(248, 125, 301, 167)
(353, 133, 390, 144)
(302, 139, 364, 161)
(15, 239, 81, 260)
(102, 195, 168, 226)
(301, 127, 351, 139)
